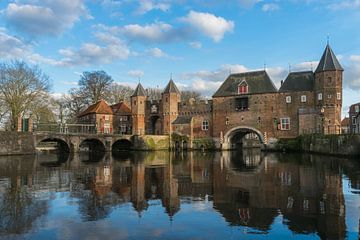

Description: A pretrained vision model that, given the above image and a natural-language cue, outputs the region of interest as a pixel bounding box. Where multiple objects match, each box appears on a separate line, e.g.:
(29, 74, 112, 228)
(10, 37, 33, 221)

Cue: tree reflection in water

(0, 150, 359, 239)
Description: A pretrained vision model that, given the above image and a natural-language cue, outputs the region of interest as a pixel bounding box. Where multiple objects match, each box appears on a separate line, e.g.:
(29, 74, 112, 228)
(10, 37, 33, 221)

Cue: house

(78, 99, 113, 134)
(349, 102, 360, 133)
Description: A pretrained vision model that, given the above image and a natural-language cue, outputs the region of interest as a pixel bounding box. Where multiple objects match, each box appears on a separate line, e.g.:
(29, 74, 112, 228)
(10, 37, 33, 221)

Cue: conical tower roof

(315, 44, 343, 73)
(163, 79, 181, 94)
(131, 83, 147, 97)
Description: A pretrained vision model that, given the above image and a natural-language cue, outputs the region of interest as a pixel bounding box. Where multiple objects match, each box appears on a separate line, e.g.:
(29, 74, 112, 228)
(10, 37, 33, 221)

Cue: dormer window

(238, 80, 248, 94)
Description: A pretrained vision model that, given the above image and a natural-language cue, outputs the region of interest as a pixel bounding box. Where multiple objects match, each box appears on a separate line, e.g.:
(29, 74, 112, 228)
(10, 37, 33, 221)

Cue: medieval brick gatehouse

(78, 44, 343, 149)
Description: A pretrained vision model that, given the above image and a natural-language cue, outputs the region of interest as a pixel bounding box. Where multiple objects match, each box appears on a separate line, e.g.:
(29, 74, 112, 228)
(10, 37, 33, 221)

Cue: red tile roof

(111, 101, 131, 115)
(78, 100, 113, 117)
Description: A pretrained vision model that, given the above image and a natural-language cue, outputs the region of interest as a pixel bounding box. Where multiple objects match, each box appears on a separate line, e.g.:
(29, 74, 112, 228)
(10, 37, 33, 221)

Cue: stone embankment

(275, 134, 360, 157)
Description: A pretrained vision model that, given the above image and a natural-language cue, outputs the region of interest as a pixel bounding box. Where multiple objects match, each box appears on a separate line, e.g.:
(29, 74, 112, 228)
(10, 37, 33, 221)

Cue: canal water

(0, 150, 359, 240)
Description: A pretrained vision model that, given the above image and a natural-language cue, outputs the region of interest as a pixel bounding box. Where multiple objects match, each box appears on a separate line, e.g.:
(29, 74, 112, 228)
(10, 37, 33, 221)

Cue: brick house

(341, 118, 350, 134)
(111, 101, 132, 134)
(78, 99, 113, 134)
(349, 102, 360, 133)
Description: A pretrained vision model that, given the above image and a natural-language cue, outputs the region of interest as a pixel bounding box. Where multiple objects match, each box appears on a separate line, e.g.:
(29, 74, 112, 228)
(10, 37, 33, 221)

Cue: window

(286, 96, 292, 103)
(318, 93, 323, 100)
(235, 97, 249, 111)
(355, 105, 359, 113)
(352, 116, 356, 125)
(202, 121, 209, 130)
(238, 80, 248, 94)
(280, 118, 291, 130)
(301, 95, 307, 103)
(105, 115, 109, 121)
(337, 93, 341, 100)
(328, 94, 332, 99)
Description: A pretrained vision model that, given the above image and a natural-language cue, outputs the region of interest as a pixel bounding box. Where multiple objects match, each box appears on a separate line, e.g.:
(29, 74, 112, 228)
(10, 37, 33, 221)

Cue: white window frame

(105, 115, 110, 121)
(337, 93, 341, 100)
(352, 116, 357, 125)
(318, 93, 323, 100)
(301, 95, 307, 103)
(202, 120, 209, 131)
(285, 96, 292, 104)
(280, 118, 291, 131)
(328, 94, 332, 99)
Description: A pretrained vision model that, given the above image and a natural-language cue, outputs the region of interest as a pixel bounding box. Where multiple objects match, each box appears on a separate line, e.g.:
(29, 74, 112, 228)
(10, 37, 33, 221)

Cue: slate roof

(279, 71, 314, 92)
(78, 100, 113, 117)
(131, 83, 147, 97)
(213, 70, 277, 97)
(163, 79, 181, 94)
(315, 44, 343, 73)
(111, 102, 131, 115)
(172, 116, 193, 125)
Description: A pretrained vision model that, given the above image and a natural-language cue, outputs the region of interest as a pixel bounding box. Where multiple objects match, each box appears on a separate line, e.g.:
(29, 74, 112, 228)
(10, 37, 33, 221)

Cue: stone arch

(112, 139, 132, 152)
(36, 137, 70, 152)
(223, 126, 265, 150)
(79, 138, 106, 152)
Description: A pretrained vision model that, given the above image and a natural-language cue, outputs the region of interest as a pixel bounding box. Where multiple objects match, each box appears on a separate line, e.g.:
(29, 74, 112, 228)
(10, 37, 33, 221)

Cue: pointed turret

(131, 83, 147, 97)
(315, 44, 343, 73)
(131, 83, 147, 135)
(314, 44, 343, 134)
(163, 79, 181, 94)
(162, 79, 181, 135)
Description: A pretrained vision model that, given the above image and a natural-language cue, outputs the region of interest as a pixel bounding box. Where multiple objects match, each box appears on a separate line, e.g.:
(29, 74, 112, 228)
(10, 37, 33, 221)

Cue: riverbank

(275, 134, 360, 157)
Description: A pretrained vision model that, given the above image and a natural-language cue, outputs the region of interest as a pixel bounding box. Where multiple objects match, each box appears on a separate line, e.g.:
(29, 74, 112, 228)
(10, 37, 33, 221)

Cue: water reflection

(0, 149, 359, 239)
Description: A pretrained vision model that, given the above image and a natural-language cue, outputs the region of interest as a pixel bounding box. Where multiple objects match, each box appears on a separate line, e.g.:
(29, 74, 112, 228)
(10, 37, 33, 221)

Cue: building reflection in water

(0, 149, 358, 239)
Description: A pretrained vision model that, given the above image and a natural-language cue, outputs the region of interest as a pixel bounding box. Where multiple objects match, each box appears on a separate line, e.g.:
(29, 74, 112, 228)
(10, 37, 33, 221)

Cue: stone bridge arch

(79, 138, 107, 152)
(222, 126, 265, 150)
(35, 135, 71, 152)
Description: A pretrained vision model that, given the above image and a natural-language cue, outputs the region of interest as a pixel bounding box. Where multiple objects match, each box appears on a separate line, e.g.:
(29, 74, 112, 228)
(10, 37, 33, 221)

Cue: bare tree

(146, 87, 162, 100)
(105, 83, 134, 105)
(181, 90, 202, 102)
(62, 88, 89, 123)
(78, 71, 113, 104)
(0, 61, 50, 131)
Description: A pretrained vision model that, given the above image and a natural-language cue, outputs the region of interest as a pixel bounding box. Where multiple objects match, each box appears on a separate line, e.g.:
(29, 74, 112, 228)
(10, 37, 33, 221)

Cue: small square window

(286, 96, 292, 103)
(301, 95, 307, 103)
(328, 94, 332, 99)
(337, 93, 341, 100)
(202, 121, 209, 130)
(318, 93, 323, 100)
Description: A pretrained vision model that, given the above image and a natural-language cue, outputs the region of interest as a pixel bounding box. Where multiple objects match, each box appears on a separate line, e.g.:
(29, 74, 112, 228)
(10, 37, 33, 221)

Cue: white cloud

(181, 11, 234, 42)
(344, 55, 360, 89)
(328, 0, 360, 10)
(0, 28, 31, 58)
(189, 41, 202, 49)
(350, 55, 360, 62)
(238, 0, 262, 9)
(4, 0, 91, 37)
(120, 22, 181, 43)
(146, 47, 168, 57)
(262, 3, 280, 12)
(135, 0, 171, 15)
(127, 70, 144, 78)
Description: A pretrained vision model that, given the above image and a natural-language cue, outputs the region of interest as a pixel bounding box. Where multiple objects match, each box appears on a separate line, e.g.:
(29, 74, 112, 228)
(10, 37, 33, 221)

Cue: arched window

(238, 80, 248, 94)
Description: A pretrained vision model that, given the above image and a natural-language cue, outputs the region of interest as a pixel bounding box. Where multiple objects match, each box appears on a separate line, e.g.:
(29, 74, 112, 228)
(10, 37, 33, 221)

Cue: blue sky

(0, 0, 360, 117)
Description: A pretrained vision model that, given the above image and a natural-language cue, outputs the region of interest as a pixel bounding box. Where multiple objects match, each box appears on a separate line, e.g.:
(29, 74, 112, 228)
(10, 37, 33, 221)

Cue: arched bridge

(34, 133, 169, 152)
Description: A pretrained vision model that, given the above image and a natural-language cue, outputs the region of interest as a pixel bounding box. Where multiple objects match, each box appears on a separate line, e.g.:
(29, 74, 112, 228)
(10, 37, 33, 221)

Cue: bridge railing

(34, 123, 97, 134)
